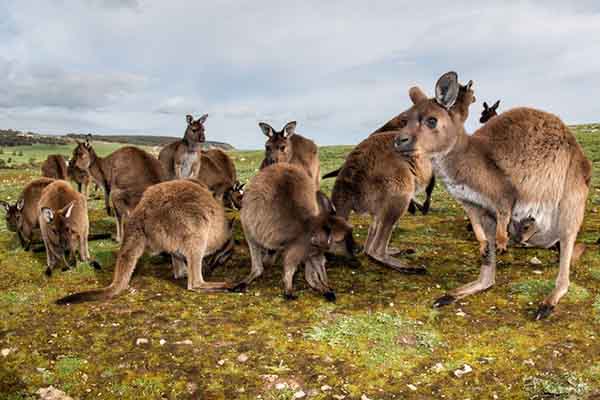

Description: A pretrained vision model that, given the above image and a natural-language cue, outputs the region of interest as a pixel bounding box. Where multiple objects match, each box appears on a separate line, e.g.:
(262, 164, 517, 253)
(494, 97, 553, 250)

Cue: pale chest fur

(179, 150, 199, 178)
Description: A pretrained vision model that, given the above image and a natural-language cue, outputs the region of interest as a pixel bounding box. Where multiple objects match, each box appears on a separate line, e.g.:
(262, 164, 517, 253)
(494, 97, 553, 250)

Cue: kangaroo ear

(492, 100, 500, 110)
(16, 199, 24, 211)
(409, 87, 428, 105)
(283, 121, 297, 138)
(0, 200, 10, 212)
(62, 201, 75, 219)
(186, 114, 194, 124)
(259, 122, 274, 138)
(483, 102, 489, 110)
(329, 217, 353, 242)
(435, 71, 460, 110)
(316, 191, 336, 215)
(197, 113, 209, 124)
(41, 207, 54, 223)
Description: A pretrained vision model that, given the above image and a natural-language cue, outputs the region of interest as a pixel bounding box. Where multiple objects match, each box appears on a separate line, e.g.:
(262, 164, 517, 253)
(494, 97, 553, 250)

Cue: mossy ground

(1, 129, 600, 399)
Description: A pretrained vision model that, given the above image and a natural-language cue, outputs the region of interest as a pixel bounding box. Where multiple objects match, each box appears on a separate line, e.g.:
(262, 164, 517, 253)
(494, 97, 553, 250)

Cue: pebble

(456, 309, 467, 317)
(523, 359, 535, 366)
(1, 348, 11, 357)
(407, 384, 417, 391)
(37, 386, 73, 400)
(532, 270, 542, 275)
(217, 359, 226, 366)
(333, 395, 346, 400)
(159, 339, 166, 346)
(293, 390, 306, 398)
(431, 362, 444, 372)
(135, 338, 149, 345)
(361, 395, 372, 400)
(175, 339, 193, 345)
(454, 364, 473, 378)
(237, 353, 249, 363)
(321, 385, 332, 391)
(275, 383, 287, 390)
(530, 257, 542, 265)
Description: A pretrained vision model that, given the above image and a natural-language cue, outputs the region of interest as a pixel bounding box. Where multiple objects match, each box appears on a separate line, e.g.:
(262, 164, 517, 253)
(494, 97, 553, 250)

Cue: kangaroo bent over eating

(393, 71, 591, 319)
(41, 155, 68, 180)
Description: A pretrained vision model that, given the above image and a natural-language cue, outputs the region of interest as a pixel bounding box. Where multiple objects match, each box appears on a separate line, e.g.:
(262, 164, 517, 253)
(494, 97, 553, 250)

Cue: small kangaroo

(41, 155, 68, 180)
(393, 71, 591, 319)
(1, 177, 55, 249)
(330, 133, 431, 273)
(480, 100, 500, 124)
(56, 179, 234, 304)
(70, 140, 166, 242)
(159, 114, 208, 179)
(232, 163, 357, 301)
(197, 148, 244, 209)
(67, 159, 91, 197)
(259, 121, 320, 187)
(38, 180, 99, 276)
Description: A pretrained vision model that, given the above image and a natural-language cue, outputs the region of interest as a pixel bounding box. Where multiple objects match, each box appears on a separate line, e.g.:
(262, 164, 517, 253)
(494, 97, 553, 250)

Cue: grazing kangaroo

(67, 159, 92, 196)
(56, 179, 234, 304)
(38, 180, 99, 276)
(259, 121, 320, 187)
(330, 133, 431, 274)
(480, 100, 500, 124)
(197, 149, 244, 209)
(1, 178, 55, 249)
(70, 140, 166, 242)
(159, 114, 208, 179)
(232, 163, 357, 301)
(41, 155, 68, 180)
(393, 71, 591, 319)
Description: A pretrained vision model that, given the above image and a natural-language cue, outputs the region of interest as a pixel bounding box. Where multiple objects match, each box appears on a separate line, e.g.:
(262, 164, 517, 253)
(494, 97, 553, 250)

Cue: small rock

(333, 395, 346, 400)
(175, 339, 193, 345)
(317, 374, 327, 382)
(321, 385, 332, 392)
(454, 364, 473, 378)
(275, 383, 287, 390)
(159, 339, 166, 346)
(248, 330, 257, 335)
(431, 362, 444, 372)
(523, 358, 535, 366)
(217, 359, 226, 366)
(136, 338, 149, 345)
(237, 353, 249, 363)
(361, 395, 372, 400)
(530, 257, 542, 265)
(1, 348, 12, 357)
(36, 367, 47, 373)
(37, 386, 73, 400)
(456, 309, 467, 317)
(407, 384, 417, 391)
(293, 390, 306, 399)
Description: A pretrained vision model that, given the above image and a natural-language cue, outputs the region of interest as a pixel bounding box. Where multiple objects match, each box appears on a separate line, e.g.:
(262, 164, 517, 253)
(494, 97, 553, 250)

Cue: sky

(0, 1, 599, 149)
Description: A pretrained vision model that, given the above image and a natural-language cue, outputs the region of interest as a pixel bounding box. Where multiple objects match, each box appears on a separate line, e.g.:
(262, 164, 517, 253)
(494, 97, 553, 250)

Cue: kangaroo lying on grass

(197, 148, 244, 209)
(56, 179, 234, 304)
(1, 177, 55, 250)
(38, 180, 99, 276)
(259, 121, 321, 187)
(70, 139, 166, 242)
(232, 163, 357, 301)
(41, 155, 68, 180)
(159, 114, 208, 180)
(393, 71, 591, 319)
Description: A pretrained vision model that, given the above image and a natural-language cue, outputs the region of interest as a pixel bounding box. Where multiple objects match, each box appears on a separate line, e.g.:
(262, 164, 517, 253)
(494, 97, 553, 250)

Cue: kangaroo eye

(279, 146, 286, 151)
(398, 119, 408, 128)
(425, 117, 438, 129)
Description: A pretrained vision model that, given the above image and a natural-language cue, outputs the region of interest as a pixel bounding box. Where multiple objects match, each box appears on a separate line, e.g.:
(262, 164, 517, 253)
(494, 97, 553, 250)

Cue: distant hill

(0, 129, 69, 146)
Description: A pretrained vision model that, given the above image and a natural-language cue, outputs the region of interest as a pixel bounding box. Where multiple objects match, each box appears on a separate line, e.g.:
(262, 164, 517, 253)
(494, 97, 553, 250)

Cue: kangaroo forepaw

(45, 267, 53, 277)
(323, 291, 336, 302)
(535, 304, 555, 320)
(433, 294, 456, 308)
(284, 292, 298, 301)
(229, 282, 248, 293)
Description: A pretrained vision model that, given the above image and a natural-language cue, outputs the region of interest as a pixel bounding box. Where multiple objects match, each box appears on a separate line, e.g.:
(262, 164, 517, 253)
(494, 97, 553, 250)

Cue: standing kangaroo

(56, 179, 234, 304)
(159, 114, 208, 180)
(393, 71, 591, 319)
(38, 180, 99, 276)
(259, 121, 320, 187)
(232, 164, 357, 301)
(197, 149, 244, 209)
(41, 155, 68, 180)
(67, 159, 92, 197)
(1, 177, 55, 249)
(70, 140, 166, 242)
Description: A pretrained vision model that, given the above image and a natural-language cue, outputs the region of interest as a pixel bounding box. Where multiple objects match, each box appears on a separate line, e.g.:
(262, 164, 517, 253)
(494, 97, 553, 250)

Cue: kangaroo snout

(394, 133, 414, 152)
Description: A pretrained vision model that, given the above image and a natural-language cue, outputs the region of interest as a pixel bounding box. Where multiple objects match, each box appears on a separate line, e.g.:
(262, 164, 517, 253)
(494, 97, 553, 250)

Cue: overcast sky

(1, 1, 599, 149)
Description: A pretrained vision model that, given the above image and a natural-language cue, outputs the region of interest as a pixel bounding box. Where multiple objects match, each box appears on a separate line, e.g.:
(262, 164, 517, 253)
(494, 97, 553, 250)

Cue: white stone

(159, 339, 166, 346)
(237, 353, 249, 363)
(1, 348, 11, 357)
(453, 364, 473, 378)
(293, 390, 306, 399)
(530, 257, 542, 265)
(135, 338, 149, 345)
(321, 385, 332, 391)
(175, 339, 193, 345)
(275, 383, 287, 390)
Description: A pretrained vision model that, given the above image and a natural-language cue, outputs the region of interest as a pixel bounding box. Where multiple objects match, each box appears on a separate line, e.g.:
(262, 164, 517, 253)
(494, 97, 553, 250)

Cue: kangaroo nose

(394, 134, 413, 150)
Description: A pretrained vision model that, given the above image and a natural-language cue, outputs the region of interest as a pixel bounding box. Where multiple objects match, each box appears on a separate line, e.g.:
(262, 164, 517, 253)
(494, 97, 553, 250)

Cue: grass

(1, 127, 600, 399)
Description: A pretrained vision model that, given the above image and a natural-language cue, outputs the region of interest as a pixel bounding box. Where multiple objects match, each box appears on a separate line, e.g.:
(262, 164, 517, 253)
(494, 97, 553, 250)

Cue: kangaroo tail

(322, 168, 341, 180)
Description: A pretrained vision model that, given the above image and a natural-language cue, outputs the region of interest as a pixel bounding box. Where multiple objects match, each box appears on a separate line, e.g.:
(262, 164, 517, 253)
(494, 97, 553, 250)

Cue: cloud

(0, 1, 599, 148)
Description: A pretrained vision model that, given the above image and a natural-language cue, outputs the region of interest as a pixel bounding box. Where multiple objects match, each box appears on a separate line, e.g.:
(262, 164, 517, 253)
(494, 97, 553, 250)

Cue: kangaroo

(1, 178, 55, 249)
(70, 140, 166, 242)
(197, 148, 244, 209)
(41, 155, 68, 180)
(56, 179, 234, 304)
(38, 180, 99, 276)
(232, 163, 357, 301)
(67, 159, 91, 197)
(393, 71, 591, 319)
(259, 121, 320, 187)
(480, 100, 500, 124)
(330, 133, 431, 273)
(159, 114, 208, 180)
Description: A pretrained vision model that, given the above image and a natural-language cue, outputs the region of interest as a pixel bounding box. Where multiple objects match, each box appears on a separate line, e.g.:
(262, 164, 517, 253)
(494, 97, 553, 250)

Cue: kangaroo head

(227, 181, 245, 210)
(1, 200, 19, 232)
(393, 71, 472, 157)
(310, 191, 357, 256)
(71, 138, 95, 170)
(184, 114, 208, 145)
(41, 202, 78, 255)
(259, 121, 296, 166)
(480, 100, 500, 124)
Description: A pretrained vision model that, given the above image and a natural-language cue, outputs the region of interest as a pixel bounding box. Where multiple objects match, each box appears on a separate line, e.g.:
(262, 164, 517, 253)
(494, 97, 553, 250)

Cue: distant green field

(1, 129, 600, 399)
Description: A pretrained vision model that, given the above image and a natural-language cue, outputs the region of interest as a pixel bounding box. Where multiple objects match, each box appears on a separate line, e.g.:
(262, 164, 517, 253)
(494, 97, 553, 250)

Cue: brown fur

(196, 149, 244, 209)
(56, 179, 234, 304)
(70, 141, 166, 242)
(67, 159, 91, 196)
(159, 114, 208, 180)
(38, 180, 97, 276)
(233, 164, 356, 301)
(1, 178, 55, 249)
(394, 71, 591, 318)
(41, 155, 68, 180)
(480, 100, 500, 124)
(331, 133, 431, 273)
(259, 121, 320, 187)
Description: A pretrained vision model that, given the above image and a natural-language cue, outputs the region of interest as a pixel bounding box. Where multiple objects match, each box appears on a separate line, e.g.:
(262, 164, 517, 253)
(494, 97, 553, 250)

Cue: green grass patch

(524, 372, 589, 399)
(509, 280, 590, 303)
